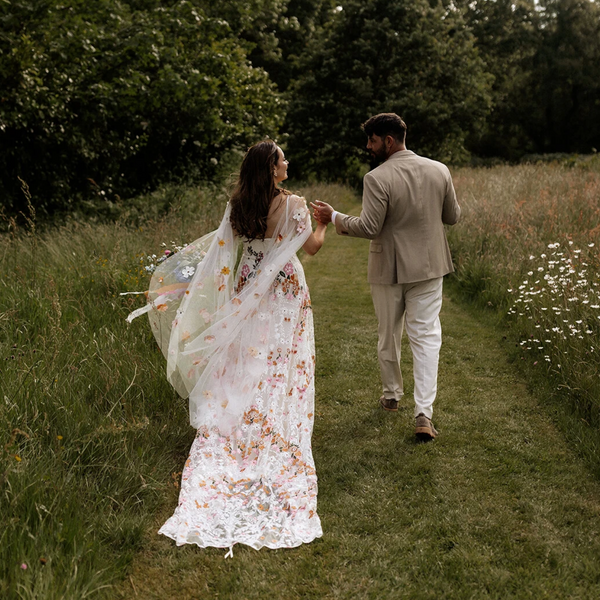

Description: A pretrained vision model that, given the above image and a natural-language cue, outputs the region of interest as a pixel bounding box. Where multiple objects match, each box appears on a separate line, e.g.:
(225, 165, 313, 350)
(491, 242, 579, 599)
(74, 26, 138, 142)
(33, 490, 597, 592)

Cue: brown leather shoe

(415, 413, 437, 441)
(379, 396, 399, 412)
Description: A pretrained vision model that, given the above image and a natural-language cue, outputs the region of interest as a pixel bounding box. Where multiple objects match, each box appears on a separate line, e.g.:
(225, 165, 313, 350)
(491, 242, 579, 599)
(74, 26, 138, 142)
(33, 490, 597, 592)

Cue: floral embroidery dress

(140, 195, 322, 551)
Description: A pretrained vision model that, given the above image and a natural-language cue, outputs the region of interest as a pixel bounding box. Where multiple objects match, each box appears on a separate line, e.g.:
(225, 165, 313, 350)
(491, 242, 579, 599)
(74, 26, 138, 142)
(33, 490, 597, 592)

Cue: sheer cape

(128, 196, 312, 432)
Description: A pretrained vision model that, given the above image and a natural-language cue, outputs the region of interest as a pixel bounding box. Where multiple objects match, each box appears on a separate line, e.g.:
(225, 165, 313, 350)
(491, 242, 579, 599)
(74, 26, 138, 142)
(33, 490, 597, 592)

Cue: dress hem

(158, 528, 323, 551)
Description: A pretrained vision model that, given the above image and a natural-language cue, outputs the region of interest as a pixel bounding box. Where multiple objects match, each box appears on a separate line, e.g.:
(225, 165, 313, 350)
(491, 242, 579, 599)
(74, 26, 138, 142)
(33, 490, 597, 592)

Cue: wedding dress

(128, 195, 322, 552)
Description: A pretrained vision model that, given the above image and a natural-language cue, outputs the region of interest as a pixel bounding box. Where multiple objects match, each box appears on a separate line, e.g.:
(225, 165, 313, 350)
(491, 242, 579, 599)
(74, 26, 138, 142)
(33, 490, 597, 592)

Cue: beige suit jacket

(335, 150, 461, 284)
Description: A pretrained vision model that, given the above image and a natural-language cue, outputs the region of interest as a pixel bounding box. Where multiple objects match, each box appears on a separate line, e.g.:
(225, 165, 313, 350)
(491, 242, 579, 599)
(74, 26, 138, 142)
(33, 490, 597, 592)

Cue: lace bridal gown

(128, 195, 322, 553)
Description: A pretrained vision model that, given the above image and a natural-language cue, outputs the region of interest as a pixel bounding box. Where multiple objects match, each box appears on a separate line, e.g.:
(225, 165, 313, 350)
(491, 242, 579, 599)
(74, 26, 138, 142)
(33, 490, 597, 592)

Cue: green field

(2, 168, 600, 598)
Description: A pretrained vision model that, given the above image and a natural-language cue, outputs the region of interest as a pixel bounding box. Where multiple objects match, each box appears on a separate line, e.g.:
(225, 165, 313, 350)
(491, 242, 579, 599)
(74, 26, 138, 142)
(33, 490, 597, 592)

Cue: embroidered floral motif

(292, 205, 309, 234)
(273, 262, 303, 299)
(236, 245, 264, 293)
(181, 266, 195, 279)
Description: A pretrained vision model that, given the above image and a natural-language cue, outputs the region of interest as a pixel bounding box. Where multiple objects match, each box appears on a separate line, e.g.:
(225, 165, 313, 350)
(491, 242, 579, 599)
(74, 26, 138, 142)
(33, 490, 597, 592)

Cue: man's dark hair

(362, 113, 407, 143)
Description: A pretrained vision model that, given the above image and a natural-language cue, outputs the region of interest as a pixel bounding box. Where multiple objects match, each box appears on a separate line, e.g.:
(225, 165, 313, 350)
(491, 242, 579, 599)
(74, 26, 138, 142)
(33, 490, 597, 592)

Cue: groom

(312, 113, 461, 441)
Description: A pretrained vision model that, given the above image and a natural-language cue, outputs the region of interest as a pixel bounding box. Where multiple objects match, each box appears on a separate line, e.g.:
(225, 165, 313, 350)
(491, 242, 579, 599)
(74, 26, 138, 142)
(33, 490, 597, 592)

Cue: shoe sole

(379, 398, 398, 412)
(415, 426, 437, 441)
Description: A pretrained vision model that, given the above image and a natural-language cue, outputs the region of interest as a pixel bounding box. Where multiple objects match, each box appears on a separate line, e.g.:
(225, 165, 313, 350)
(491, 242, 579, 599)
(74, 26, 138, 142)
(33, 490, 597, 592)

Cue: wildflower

(20, 563, 27, 570)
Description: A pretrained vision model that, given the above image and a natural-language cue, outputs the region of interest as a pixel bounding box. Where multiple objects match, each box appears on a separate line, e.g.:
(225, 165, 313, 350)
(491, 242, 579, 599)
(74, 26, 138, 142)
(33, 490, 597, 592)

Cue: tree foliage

(1, 0, 600, 215)
(0, 0, 283, 215)
(460, 0, 542, 159)
(462, 0, 600, 159)
(531, 0, 600, 154)
(284, 0, 492, 181)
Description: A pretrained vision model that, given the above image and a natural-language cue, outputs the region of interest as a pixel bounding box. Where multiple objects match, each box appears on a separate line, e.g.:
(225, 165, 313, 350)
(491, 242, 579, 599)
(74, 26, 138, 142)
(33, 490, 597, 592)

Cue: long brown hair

(229, 140, 288, 241)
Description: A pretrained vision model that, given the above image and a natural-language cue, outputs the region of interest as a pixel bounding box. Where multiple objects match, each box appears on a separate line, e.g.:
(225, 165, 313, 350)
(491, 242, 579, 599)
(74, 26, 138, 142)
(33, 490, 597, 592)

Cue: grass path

(116, 194, 600, 599)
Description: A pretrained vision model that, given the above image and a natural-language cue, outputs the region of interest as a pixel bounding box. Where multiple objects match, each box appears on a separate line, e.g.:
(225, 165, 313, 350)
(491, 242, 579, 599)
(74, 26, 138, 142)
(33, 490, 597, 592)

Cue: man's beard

(369, 146, 388, 168)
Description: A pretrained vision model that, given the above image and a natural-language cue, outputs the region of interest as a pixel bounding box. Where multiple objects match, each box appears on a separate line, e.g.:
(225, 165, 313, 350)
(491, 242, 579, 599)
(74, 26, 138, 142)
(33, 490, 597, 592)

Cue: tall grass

(0, 185, 225, 598)
(449, 160, 600, 422)
(0, 180, 351, 597)
(3, 166, 600, 596)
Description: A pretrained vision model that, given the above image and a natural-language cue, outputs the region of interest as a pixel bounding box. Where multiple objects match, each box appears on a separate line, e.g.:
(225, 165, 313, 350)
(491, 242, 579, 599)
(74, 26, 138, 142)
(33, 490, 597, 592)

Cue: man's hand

(310, 200, 334, 225)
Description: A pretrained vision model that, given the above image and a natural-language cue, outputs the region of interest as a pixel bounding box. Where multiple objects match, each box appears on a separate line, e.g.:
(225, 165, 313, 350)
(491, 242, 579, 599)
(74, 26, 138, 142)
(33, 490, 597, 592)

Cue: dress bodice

(237, 238, 282, 293)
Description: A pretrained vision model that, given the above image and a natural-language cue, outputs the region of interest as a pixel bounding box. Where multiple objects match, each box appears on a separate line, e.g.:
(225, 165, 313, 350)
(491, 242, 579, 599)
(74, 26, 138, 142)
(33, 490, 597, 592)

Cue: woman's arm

(302, 221, 327, 255)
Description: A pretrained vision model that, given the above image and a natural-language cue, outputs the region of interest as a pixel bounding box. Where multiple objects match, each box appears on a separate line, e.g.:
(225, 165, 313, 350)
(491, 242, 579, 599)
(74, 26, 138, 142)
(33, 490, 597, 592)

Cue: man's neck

(386, 143, 406, 160)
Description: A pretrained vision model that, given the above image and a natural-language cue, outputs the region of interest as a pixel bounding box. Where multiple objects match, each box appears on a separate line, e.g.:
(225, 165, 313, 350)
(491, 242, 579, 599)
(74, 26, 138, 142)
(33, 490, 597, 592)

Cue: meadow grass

(2, 174, 600, 598)
(449, 161, 600, 426)
(0, 186, 225, 598)
(116, 182, 600, 599)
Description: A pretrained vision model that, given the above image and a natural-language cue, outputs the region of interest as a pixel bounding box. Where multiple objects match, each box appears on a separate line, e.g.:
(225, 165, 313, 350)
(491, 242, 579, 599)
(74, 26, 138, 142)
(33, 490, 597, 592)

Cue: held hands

(310, 200, 334, 225)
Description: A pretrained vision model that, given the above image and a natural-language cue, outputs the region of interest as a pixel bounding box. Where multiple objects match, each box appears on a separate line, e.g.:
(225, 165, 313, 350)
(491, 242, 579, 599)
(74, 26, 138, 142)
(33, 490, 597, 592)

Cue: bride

(131, 141, 327, 555)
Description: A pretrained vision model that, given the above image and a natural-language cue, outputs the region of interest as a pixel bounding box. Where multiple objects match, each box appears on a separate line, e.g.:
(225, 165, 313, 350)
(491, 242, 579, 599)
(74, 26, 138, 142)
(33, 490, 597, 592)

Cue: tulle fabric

(128, 195, 322, 551)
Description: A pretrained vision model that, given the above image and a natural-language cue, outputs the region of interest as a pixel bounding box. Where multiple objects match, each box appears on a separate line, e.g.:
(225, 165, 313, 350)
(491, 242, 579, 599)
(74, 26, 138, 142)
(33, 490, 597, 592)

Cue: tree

(460, 0, 542, 159)
(530, 0, 600, 153)
(0, 0, 283, 215)
(284, 0, 492, 181)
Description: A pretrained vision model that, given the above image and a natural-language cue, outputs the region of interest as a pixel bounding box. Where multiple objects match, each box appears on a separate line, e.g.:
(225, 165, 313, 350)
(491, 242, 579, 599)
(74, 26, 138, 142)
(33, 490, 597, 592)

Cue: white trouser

(370, 278, 443, 419)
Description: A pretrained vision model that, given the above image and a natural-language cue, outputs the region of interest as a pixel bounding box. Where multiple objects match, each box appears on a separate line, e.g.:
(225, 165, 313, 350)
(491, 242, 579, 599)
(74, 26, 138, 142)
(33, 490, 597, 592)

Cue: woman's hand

(303, 204, 328, 255)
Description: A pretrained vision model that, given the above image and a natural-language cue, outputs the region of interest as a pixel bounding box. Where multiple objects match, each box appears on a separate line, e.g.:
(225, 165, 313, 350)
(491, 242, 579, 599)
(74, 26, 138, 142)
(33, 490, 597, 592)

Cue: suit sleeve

(334, 172, 388, 239)
(441, 171, 461, 225)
